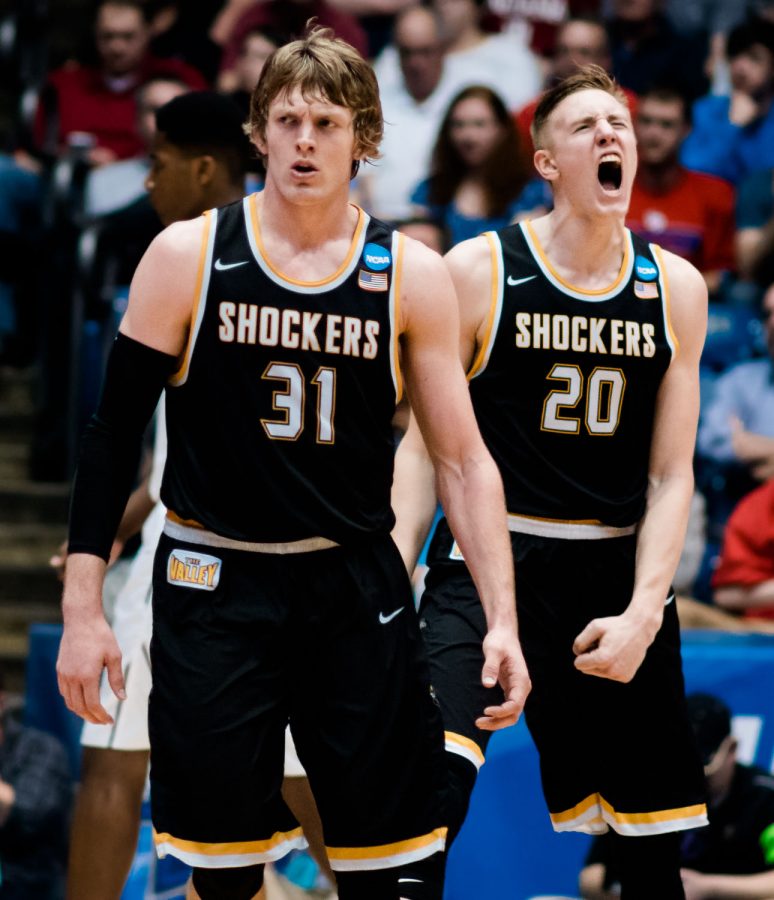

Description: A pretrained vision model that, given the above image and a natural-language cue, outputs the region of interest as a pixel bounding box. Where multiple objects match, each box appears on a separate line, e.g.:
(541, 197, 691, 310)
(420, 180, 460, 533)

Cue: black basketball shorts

(149, 527, 447, 871)
(423, 520, 707, 836)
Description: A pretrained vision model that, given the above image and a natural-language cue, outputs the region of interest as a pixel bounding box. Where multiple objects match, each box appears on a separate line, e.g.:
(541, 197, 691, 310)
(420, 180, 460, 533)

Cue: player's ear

(251, 127, 268, 158)
(194, 155, 217, 187)
(533, 148, 558, 182)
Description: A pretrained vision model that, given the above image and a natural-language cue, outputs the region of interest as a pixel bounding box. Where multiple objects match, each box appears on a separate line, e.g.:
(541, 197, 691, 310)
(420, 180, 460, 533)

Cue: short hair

(727, 16, 774, 60)
(638, 86, 691, 125)
(247, 25, 382, 178)
(95, 0, 149, 23)
(531, 64, 628, 150)
(155, 91, 252, 184)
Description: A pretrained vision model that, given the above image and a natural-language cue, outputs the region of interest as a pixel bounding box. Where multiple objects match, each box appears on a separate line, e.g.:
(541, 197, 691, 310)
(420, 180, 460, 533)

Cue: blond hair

(247, 25, 382, 177)
(531, 64, 628, 150)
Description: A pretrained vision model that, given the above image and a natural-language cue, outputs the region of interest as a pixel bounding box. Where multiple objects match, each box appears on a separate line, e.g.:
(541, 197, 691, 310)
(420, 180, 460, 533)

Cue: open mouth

(597, 156, 622, 192)
(292, 163, 317, 175)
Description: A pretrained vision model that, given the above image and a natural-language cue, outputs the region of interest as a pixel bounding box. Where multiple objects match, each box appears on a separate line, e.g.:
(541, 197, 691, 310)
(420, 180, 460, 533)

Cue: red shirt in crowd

(220, 0, 367, 73)
(626, 168, 735, 274)
(712, 480, 774, 620)
(37, 57, 208, 160)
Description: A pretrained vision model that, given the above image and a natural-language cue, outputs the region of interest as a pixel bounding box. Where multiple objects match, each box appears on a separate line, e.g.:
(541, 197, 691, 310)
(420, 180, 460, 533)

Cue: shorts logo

(167, 550, 222, 591)
(379, 606, 404, 624)
(635, 255, 658, 282)
(449, 541, 465, 562)
(362, 242, 391, 271)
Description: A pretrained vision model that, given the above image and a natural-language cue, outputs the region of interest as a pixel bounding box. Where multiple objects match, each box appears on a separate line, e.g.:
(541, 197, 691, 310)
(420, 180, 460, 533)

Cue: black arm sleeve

(67, 332, 178, 561)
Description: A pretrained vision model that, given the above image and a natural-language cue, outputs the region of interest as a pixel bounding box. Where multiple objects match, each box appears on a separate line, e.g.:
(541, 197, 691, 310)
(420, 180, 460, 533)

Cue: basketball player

(65, 91, 252, 900)
(56, 29, 529, 900)
(393, 65, 709, 897)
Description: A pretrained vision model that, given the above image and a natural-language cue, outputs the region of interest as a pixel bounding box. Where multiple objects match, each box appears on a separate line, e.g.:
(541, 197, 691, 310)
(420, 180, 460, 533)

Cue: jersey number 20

(541, 364, 625, 436)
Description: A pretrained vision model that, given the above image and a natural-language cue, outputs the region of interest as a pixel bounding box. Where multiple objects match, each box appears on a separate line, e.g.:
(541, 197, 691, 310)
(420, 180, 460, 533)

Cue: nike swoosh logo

(398, 878, 423, 883)
(507, 275, 537, 287)
(379, 607, 404, 624)
(214, 258, 249, 271)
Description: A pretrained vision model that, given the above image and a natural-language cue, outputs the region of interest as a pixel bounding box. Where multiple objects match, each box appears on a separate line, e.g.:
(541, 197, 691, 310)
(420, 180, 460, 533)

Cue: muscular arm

(58, 218, 202, 725)
(574, 251, 708, 682)
(396, 235, 530, 725)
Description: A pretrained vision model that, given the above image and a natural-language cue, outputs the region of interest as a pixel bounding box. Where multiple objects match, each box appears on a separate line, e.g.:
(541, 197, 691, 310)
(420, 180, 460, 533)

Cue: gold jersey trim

(153, 826, 306, 867)
(247, 193, 367, 289)
(507, 512, 637, 540)
(522, 220, 633, 302)
(325, 827, 448, 872)
(445, 731, 485, 769)
(390, 231, 404, 402)
(163, 518, 338, 554)
(467, 231, 504, 380)
(651, 243, 680, 359)
(550, 793, 708, 837)
(170, 209, 216, 386)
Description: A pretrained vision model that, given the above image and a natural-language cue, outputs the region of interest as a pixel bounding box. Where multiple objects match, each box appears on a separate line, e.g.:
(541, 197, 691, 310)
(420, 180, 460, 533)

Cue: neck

(448, 26, 484, 54)
(637, 158, 682, 193)
(258, 180, 356, 248)
(535, 207, 628, 285)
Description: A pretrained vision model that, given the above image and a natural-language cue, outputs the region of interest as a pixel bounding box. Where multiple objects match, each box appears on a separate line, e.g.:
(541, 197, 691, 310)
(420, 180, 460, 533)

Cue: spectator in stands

(712, 479, 774, 620)
(605, 0, 708, 102)
(681, 17, 774, 185)
(515, 16, 639, 156)
(735, 167, 774, 281)
(430, 0, 541, 112)
(35, 0, 206, 165)
(626, 87, 735, 295)
(579, 692, 774, 899)
(696, 284, 774, 493)
(411, 85, 548, 246)
(214, 0, 367, 90)
(83, 74, 189, 218)
(365, 6, 453, 220)
(223, 26, 285, 118)
(0, 672, 73, 900)
(64, 91, 252, 900)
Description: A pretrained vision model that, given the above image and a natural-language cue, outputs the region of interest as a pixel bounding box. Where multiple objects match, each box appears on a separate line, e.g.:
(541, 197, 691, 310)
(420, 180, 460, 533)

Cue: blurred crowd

(2, 0, 774, 896)
(1, 0, 773, 623)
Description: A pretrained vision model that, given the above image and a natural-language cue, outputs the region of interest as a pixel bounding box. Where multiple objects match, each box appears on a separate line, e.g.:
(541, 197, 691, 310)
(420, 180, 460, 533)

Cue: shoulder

(144, 215, 210, 268)
(445, 234, 494, 282)
(657, 249, 708, 354)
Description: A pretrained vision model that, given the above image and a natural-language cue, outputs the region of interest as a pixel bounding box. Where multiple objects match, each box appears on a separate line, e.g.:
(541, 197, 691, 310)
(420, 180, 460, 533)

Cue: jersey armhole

(651, 243, 680, 360)
(169, 209, 217, 387)
(389, 230, 405, 403)
(467, 231, 503, 380)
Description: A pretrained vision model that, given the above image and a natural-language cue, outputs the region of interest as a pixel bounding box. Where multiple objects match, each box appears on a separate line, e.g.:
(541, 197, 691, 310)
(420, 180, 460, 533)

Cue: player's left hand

(680, 868, 713, 900)
(572, 611, 660, 683)
(476, 625, 531, 731)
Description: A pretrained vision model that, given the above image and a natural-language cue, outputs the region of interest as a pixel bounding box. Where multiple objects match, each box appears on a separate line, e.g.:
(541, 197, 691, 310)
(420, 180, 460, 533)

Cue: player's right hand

(477, 625, 531, 731)
(56, 617, 126, 725)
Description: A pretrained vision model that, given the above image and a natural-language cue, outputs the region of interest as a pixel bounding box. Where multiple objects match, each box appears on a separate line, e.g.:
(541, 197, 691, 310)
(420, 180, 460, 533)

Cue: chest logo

(635, 255, 659, 282)
(507, 274, 537, 287)
(363, 242, 391, 271)
(215, 258, 249, 271)
(167, 550, 222, 591)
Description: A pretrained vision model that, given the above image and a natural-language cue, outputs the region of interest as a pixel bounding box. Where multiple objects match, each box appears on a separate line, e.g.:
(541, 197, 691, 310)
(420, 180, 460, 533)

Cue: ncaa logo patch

(635, 255, 659, 282)
(167, 549, 222, 591)
(362, 242, 391, 271)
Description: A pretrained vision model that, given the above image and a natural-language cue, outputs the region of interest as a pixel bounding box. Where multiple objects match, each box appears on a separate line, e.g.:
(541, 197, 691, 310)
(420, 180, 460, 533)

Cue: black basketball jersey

(468, 220, 677, 532)
(161, 196, 403, 544)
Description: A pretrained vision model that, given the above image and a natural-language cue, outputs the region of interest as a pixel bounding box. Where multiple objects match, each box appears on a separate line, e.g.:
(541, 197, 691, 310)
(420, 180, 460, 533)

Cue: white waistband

(163, 519, 339, 554)
(507, 513, 637, 540)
